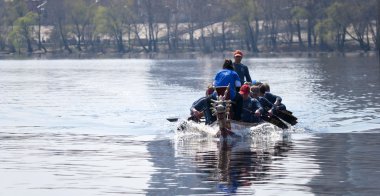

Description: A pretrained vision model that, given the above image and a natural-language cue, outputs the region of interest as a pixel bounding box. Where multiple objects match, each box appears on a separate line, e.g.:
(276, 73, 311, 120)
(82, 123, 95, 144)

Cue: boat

(177, 85, 296, 139)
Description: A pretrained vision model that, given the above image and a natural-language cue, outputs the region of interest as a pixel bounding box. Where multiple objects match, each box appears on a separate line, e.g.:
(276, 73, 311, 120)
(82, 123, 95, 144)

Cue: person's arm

(245, 66, 252, 83)
(276, 104, 286, 110)
(265, 92, 282, 105)
(253, 99, 263, 117)
(235, 80, 241, 88)
(258, 97, 274, 116)
(234, 71, 242, 87)
(273, 95, 282, 106)
(258, 97, 273, 110)
(190, 97, 208, 119)
(191, 108, 203, 119)
(269, 95, 282, 115)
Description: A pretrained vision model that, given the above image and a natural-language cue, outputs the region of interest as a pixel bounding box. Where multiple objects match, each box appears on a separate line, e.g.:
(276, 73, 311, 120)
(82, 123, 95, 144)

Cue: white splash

(175, 120, 299, 141)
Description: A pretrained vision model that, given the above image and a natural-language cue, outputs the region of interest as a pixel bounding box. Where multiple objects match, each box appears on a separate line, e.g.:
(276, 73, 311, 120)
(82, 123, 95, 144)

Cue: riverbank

(0, 50, 378, 60)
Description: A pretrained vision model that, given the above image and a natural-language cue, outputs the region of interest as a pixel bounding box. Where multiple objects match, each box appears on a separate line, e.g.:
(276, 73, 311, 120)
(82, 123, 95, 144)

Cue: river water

(0, 56, 379, 195)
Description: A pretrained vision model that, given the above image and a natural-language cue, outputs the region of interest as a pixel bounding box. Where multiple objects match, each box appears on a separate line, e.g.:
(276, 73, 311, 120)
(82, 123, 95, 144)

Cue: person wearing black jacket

(232, 50, 252, 84)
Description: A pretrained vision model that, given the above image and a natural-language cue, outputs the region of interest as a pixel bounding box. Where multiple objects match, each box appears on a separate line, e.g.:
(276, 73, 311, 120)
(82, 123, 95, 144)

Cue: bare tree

(47, 0, 72, 53)
(66, 0, 97, 51)
(229, 0, 260, 52)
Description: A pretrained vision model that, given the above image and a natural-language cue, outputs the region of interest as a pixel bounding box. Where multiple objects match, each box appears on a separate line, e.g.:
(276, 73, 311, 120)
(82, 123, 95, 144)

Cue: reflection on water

(1, 130, 380, 195)
(196, 139, 294, 194)
(146, 132, 298, 195)
(146, 131, 380, 195)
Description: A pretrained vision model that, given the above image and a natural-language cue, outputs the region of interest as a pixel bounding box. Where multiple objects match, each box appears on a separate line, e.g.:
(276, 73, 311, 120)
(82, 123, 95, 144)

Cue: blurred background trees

(0, 0, 378, 55)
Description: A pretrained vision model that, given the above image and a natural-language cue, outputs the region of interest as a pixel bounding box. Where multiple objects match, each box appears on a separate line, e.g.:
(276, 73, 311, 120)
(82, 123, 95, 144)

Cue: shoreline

(0, 50, 378, 60)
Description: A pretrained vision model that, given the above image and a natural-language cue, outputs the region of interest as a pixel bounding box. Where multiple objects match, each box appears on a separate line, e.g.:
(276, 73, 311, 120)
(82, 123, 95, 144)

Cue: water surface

(1, 56, 379, 195)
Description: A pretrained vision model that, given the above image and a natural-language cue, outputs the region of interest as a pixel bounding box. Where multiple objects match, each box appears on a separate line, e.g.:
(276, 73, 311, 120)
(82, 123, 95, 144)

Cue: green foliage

(7, 0, 28, 23)
(315, 18, 334, 44)
(0, 0, 378, 53)
(66, 0, 88, 25)
(8, 12, 37, 50)
(313, 1, 349, 45)
(291, 6, 308, 20)
(93, 6, 108, 35)
(93, 1, 133, 37)
(14, 12, 38, 27)
(228, 0, 258, 23)
(325, 2, 350, 27)
(8, 29, 22, 50)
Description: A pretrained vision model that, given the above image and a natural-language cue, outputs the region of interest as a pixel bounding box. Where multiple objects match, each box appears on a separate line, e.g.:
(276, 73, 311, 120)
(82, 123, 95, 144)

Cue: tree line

(0, 0, 378, 56)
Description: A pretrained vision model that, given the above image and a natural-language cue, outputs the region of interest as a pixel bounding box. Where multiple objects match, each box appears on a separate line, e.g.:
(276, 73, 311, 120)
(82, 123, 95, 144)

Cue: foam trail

(175, 120, 305, 142)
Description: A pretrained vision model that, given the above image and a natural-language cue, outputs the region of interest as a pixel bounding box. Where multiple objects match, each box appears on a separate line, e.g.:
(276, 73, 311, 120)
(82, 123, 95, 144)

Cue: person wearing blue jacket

(213, 59, 242, 120)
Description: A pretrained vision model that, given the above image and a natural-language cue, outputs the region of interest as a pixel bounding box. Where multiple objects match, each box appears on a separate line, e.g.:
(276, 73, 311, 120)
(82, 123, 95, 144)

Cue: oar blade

(166, 117, 179, 122)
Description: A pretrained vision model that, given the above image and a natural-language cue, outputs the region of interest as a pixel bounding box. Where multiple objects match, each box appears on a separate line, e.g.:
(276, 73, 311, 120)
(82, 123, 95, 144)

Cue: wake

(175, 120, 305, 143)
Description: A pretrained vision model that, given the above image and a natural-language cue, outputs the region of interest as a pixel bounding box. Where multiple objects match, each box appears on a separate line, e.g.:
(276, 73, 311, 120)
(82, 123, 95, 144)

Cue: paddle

(261, 115, 288, 129)
(275, 110, 298, 125)
(166, 117, 179, 122)
(263, 106, 297, 126)
(243, 108, 288, 129)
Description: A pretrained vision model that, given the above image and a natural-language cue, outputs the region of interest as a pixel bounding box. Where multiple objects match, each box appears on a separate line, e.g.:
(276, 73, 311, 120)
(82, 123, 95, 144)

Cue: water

(0, 56, 379, 195)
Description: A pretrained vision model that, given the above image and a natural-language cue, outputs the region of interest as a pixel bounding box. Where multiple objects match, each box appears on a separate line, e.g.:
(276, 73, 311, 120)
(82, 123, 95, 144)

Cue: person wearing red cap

(239, 84, 263, 123)
(233, 50, 252, 84)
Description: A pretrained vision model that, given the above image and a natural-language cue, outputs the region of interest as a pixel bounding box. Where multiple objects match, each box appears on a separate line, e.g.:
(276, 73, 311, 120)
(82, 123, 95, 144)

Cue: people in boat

(259, 83, 287, 112)
(253, 84, 297, 126)
(239, 84, 263, 123)
(232, 50, 252, 84)
(189, 85, 216, 125)
(213, 59, 242, 121)
(250, 85, 283, 117)
(251, 85, 274, 115)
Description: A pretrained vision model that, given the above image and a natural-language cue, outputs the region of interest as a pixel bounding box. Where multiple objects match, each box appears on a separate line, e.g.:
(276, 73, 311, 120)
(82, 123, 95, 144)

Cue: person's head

(233, 50, 243, 63)
(262, 83, 270, 92)
(251, 80, 263, 86)
(239, 84, 251, 99)
(259, 84, 267, 95)
(223, 59, 234, 70)
(250, 86, 260, 98)
(206, 84, 215, 96)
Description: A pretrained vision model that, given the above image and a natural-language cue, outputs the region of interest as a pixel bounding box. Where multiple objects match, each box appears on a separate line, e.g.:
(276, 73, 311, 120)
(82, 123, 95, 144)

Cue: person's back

(214, 59, 241, 100)
(213, 59, 242, 120)
(191, 97, 215, 124)
(241, 98, 263, 123)
(251, 85, 275, 114)
(190, 97, 208, 115)
(259, 84, 286, 111)
(263, 92, 281, 105)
